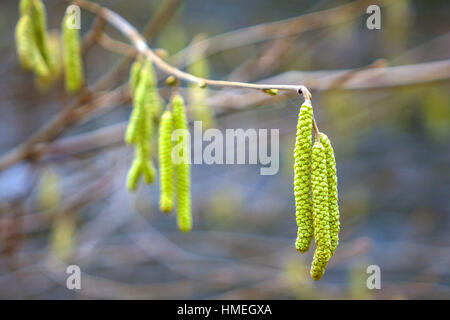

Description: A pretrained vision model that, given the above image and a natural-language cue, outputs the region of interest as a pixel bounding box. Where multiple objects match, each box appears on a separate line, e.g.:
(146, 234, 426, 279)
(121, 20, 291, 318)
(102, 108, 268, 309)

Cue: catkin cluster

(125, 59, 161, 191)
(15, 0, 61, 88)
(157, 94, 192, 232)
(293, 100, 340, 280)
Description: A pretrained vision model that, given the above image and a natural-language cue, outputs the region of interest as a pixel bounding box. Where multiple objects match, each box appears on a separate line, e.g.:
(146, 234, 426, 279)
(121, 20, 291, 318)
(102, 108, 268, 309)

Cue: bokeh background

(0, 0, 449, 299)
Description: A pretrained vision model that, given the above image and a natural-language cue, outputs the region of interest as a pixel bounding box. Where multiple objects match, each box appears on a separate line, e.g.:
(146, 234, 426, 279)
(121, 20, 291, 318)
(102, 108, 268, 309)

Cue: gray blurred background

(0, 0, 449, 299)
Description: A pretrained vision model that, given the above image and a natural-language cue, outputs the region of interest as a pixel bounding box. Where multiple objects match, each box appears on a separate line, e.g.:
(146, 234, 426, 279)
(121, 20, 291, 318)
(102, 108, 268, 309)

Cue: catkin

(126, 67, 149, 144)
(20, 0, 32, 16)
(144, 60, 162, 119)
(28, 0, 50, 65)
(126, 157, 142, 191)
(15, 15, 49, 77)
(62, 9, 84, 92)
(293, 100, 314, 253)
(320, 133, 340, 256)
(159, 110, 175, 213)
(125, 59, 158, 191)
(129, 59, 143, 93)
(310, 141, 331, 280)
(172, 94, 192, 232)
(188, 58, 215, 129)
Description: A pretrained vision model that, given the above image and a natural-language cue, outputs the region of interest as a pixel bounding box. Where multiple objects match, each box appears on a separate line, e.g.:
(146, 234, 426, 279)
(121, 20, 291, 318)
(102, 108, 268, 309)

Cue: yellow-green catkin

(36, 31, 63, 90)
(293, 100, 314, 253)
(158, 110, 174, 213)
(188, 48, 214, 128)
(125, 60, 158, 191)
(50, 213, 76, 262)
(146, 60, 162, 120)
(17, 0, 56, 84)
(310, 141, 331, 281)
(172, 94, 192, 232)
(62, 9, 84, 93)
(129, 59, 143, 94)
(37, 167, 61, 211)
(15, 15, 49, 77)
(320, 133, 340, 256)
(22, 0, 50, 64)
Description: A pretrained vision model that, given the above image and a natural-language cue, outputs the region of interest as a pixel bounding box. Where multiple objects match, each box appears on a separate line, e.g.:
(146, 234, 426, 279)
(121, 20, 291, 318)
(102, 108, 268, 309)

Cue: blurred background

(0, 0, 449, 299)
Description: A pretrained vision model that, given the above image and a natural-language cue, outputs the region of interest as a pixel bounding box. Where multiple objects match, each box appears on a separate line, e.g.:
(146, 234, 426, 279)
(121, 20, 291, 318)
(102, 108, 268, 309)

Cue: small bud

(165, 75, 178, 87)
(263, 88, 278, 96)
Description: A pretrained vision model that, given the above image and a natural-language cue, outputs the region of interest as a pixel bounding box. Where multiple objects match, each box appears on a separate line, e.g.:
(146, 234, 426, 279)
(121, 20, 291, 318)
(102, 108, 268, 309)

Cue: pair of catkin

(293, 100, 340, 280)
(125, 59, 161, 191)
(15, 1, 83, 92)
(158, 94, 192, 232)
(16, 0, 52, 81)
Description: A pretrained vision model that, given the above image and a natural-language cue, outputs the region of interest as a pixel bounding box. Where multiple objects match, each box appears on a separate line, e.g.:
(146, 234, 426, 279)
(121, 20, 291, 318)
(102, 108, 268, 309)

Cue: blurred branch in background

(0, 0, 449, 299)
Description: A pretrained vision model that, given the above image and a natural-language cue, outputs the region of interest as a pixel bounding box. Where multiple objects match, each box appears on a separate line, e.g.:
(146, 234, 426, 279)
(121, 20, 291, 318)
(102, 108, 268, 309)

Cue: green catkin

(62, 9, 84, 93)
(20, 0, 50, 64)
(15, 15, 49, 77)
(320, 133, 340, 256)
(172, 94, 192, 232)
(158, 110, 175, 213)
(20, 0, 32, 16)
(28, 0, 50, 64)
(126, 158, 142, 191)
(144, 60, 162, 119)
(188, 58, 215, 129)
(126, 69, 149, 144)
(293, 100, 314, 253)
(129, 59, 143, 93)
(125, 60, 158, 191)
(310, 141, 332, 281)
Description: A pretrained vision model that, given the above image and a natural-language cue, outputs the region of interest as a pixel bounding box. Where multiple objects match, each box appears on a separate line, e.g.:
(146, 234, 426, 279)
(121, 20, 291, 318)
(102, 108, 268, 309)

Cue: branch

(73, 0, 312, 98)
(29, 58, 450, 161)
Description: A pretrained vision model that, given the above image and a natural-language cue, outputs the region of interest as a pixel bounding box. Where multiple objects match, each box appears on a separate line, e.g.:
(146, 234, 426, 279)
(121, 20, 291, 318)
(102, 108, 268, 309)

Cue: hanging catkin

(125, 59, 158, 191)
(172, 94, 192, 232)
(15, 15, 49, 77)
(310, 140, 332, 280)
(145, 61, 162, 120)
(188, 59, 215, 129)
(159, 110, 175, 213)
(293, 100, 314, 253)
(320, 133, 340, 256)
(62, 9, 84, 92)
(30, 0, 50, 62)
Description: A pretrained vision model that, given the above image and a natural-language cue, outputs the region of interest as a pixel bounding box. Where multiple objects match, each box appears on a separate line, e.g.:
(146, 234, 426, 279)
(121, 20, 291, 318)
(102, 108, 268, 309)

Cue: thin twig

(73, 0, 312, 98)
